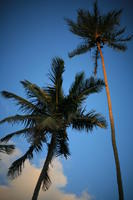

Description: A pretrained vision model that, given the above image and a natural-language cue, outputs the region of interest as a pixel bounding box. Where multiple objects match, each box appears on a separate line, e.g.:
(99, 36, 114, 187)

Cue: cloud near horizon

(0, 150, 93, 200)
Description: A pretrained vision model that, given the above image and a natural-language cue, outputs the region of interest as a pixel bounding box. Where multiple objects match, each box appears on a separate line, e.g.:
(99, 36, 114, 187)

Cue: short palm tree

(65, 1, 132, 200)
(0, 57, 106, 200)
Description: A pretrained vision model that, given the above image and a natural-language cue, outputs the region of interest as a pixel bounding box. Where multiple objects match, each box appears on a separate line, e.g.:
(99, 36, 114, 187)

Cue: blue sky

(0, 0, 133, 200)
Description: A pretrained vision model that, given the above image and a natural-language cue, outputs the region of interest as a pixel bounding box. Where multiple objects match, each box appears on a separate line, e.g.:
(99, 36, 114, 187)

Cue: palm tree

(65, 1, 132, 200)
(0, 57, 106, 200)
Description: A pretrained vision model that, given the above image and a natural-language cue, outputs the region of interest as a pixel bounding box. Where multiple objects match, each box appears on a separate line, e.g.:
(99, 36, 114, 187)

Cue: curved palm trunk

(31, 134, 56, 200)
(97, 43, 124, 200)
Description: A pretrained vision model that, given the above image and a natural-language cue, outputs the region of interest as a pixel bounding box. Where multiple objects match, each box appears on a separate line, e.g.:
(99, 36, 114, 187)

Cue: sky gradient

(0, 0, 133, 200)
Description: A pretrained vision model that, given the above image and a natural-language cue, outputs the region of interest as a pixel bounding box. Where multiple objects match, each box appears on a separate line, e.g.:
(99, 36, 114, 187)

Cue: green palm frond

(21, 80, 51, 104)
(108, 41, 127, 51)
(41, 134, 56, 191)
(0, 143, 15, 155)
(69, 72, 85, 96)
(113, 27, 126, 37)
(69, 74, 105, 104)
(48, 57, 64, 85)
(68, 43, 91, 58)
(47, 57, 65, 106)
(71, 110, 107, 132)
(1, 91, 39, 113)
(8, 140, 43, 178)
(55, 130, 70, 159)
(65, 18, 82, 37)
(103, 9, 122, 29)
(0, 128, 34, 142)
(116, 35, 133, 42)
(42, 171, 51, 191)
(0, 114, 41, 126)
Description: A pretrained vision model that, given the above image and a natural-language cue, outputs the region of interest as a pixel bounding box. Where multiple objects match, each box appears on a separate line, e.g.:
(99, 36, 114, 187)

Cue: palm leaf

(0, 128, 34, 142)
(8, 140, 43, 178)
(0, 143, 15, 154)
(117, 35, 133, 42)
(71, 110, 107, 131)
(48, 57, 64, 85)
(1, 91, 39, 113)
(41, 134, 56, 191)
(0, 114, 41, 126)
(68, 43, 90, 58)
(69, 74, 105, 104)
(55, 130, 70, 159)
(21, 80, 51, 104)
(108, 41, 127, 51)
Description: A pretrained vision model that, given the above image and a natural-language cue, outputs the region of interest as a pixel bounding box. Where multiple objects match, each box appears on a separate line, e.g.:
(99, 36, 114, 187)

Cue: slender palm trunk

(97, 43, 124, 200)
(31, 134, 56, 200)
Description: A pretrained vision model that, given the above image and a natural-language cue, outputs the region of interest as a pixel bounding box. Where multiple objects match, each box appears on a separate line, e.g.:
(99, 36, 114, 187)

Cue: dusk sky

(0, 0, 133, 200)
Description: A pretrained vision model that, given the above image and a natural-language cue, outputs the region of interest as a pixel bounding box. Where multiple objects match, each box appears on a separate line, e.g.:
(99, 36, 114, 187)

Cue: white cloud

(0, 151, 93, 200)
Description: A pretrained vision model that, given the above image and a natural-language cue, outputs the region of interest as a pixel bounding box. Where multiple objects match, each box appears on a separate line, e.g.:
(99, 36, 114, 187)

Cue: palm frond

(21, 80, 51, 104)
(42, 171, 51, 191)
(68, 43, 90, 58)
(65, 18, 82, 37)
(48, 57, 64, 85)
(47, 57, 65, 110)
(114, 27, 126, 37)
(42, 134, 56, 191)
(55, 130, 70, 159)
(69, 74, 105, 104)
(71, 110, 107, 132)
(1, 91, 38, 113)
(102, 9, 122, 31)
(8, 140, 43, 178)
(117, 35, 133, 42)
(0, 143, 15, 154)
(108, 41, 127, 51)
(0, 114, 41, 126)
(69, 72, 85, 96)
(0, 128, 33, 142)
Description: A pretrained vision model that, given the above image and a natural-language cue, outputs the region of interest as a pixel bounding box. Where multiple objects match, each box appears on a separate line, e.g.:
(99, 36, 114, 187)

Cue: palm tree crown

(0, 57, 106, 199)
(65, 1, 132, 74)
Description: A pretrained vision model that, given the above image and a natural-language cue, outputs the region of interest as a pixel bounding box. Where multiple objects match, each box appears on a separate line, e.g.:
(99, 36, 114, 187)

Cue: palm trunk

(31, 134, 56, 200)
(97, 43, 124, 200)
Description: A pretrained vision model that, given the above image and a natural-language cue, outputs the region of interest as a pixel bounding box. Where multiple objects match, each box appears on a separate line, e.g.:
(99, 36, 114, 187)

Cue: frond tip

(0, 143, 15, 154)
(68, 44, 90, 58)
(42, 171, 51, 191)
(71, 111, 107, 132)
(8, 141, 43, 178)
(49, 57, 65, 84)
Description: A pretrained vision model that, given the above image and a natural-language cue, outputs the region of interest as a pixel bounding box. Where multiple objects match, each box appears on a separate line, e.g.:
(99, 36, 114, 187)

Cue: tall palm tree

(0, 57, 106, 200)
(65, 1, 132, 200)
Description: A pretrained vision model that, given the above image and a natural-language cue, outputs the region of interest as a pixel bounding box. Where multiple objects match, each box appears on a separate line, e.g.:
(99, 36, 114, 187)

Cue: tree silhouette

(0, 57, 106, 200)
(65, 1, 132, 199)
